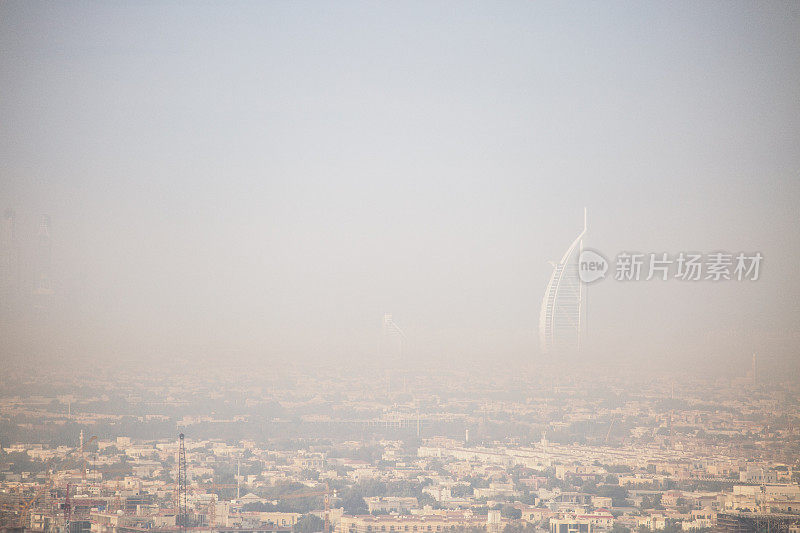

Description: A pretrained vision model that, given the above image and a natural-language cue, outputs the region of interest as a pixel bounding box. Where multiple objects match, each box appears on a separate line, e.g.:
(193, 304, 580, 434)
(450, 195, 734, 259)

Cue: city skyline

(1, 4, 798, 532)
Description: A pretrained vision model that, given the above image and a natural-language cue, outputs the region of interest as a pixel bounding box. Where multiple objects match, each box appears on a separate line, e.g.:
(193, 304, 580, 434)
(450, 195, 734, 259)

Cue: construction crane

(17, 484, 51, 528)
(278, 483, 332, 533)
(80, 433, 98, 480)
(14, 436, 95, 528)
(62, 483, 72, 533)
(606, 417, 617, 444)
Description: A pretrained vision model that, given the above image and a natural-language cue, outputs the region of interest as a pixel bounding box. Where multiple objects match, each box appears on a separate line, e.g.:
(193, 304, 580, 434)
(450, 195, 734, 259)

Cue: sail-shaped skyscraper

(539, 209, 587, 355)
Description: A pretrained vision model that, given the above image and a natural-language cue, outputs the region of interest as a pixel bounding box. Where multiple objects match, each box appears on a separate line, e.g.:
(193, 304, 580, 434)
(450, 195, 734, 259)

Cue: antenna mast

(178, 434, 187, 533)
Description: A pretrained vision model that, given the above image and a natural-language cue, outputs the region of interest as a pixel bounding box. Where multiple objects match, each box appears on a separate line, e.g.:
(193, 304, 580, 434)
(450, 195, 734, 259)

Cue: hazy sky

(1, 2, 798, 370)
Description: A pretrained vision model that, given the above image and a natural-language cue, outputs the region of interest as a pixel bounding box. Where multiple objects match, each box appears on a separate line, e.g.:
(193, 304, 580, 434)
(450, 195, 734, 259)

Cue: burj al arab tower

(539, 209, 588, 354)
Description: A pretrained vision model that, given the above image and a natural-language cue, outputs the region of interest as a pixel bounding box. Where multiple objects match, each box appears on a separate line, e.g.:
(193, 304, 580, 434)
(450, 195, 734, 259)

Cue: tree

(597, 485, 629, 507)
(340, 489, 367, 515)
(293, 514, 324, 533)
(417, 493, 438, 509)
(100, 445, 122, 456)
(451, 484, 473, 498)
(300, 469, 319, 481)
(243, 502, 279, 512)
(502, 522, 537, 533)
(641, 494, 663, 511)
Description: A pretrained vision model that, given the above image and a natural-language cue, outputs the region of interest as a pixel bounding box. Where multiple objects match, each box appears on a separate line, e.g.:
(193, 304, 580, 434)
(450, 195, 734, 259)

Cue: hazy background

(1, 2, 798, 373)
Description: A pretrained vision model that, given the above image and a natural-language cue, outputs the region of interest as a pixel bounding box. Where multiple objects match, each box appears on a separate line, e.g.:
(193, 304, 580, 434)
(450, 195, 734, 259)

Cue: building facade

(539, 210, 587, 355)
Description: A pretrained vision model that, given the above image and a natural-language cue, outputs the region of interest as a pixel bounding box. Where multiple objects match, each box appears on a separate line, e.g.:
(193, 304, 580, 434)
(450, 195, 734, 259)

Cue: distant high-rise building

(34, 215, 54, 298)
(0, 209, 20, 303)
(380, 313, 405, 360)
(539, 209, 587, 355)
(1, 209, 17, 268)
